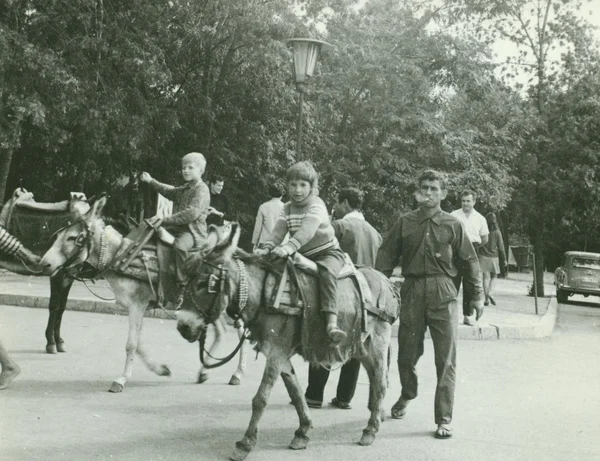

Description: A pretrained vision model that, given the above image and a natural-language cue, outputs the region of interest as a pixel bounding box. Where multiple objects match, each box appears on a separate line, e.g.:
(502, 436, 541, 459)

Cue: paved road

(0, 301, 599, 461)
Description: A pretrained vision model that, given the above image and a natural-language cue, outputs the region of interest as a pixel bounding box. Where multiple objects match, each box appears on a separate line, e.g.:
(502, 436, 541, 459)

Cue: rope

(80, 279, 116, 301)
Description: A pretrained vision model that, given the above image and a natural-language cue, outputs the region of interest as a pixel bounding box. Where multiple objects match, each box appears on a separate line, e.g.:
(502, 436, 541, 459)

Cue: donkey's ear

(222, 223, 241, 260)
(200, 226, 220, 255)
(88, 194, 107, 219)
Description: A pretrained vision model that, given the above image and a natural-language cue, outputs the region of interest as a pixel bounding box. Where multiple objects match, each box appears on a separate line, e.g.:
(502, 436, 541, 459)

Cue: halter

(52, 219, 110, 275)
(182, 257, 249, 324)
(183, 257, 250, 370)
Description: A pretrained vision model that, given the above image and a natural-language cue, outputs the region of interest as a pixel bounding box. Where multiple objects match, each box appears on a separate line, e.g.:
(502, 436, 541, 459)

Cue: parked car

(554, 251, 600, 303)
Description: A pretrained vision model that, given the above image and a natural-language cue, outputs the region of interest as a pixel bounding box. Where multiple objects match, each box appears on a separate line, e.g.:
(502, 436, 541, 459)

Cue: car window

(571, 258, 600, 270)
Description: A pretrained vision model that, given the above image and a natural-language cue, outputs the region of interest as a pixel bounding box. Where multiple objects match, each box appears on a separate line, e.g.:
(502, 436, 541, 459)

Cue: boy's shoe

(326, 325, 347, 343)
(330, 397, 352, 410)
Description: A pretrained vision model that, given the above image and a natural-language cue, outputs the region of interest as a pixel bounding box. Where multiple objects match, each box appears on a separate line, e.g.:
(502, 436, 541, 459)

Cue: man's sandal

(435, 424, 453, 439)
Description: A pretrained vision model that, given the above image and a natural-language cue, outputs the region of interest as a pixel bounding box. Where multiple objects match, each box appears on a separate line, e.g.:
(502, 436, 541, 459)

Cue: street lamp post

(287, 38, 333, 160)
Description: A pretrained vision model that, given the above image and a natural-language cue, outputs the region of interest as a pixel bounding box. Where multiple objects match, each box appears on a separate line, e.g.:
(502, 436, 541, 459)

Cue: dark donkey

(177, 224, 399, 460)
(0, 189, 90, 353)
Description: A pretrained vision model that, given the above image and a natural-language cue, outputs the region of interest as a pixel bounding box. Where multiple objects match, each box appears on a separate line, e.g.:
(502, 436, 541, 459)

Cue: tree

(453, 0, 599, 295)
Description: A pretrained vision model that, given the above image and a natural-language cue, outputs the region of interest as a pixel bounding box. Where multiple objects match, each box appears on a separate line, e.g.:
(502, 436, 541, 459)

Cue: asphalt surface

(0, 294, 599, 461)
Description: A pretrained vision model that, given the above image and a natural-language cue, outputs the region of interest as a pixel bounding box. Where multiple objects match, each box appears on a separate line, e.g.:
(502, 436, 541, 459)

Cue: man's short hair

(268, 185, 283, 198)
(338, 187, 363, 210)
(460, 189, 477, 201)
(209, 174, 225, 185)
(418, 169, 447, 190)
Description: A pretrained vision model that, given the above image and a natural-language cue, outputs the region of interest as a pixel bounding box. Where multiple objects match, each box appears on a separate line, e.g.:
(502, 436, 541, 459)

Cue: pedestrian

(0, 337, 20, 390)
(251, 184, 285, 252)
(450, 189, 488, 325)
(478, 212, 507, 306)
(0, 188, 43, 390)
(140, 152, 210, 302)
(304, 187, 382, 409)
(206, 174, 229, 228)
(255, 161, 347, 343)
(376, 169, 483, 440)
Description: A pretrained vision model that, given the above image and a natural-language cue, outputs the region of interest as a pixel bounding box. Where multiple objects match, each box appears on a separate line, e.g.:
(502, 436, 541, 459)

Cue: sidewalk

(0, 269, 557, 340)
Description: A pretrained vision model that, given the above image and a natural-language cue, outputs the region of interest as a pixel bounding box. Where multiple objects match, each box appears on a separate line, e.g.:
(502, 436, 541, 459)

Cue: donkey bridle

(51, 220, 109, 277)
(183, 258, 250, 369)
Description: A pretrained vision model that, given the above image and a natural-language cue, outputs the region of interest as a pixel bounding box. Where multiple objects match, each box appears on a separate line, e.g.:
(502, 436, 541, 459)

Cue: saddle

(110, 222, 178, 307)
(266, 252, 396, 325)
(263, 252, 399, 365)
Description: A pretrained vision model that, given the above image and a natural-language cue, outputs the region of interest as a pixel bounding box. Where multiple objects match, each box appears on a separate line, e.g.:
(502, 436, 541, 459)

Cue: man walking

(451, 190, 488, 325)
(376, 170, 483, 439)
(304, 187, 382, 409)
(251, 185, 285, 252)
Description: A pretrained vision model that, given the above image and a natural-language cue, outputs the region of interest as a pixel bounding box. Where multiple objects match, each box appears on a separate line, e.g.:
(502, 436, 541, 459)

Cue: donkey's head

(176, 223, 241, 343)
(40, 195, 107, 276)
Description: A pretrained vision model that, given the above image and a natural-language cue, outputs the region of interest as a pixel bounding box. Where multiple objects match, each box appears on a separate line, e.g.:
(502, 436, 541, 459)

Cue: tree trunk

(0, 149, 14, 204)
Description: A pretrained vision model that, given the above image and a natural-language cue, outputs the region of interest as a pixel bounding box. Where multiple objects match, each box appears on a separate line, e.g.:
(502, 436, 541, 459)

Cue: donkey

(0, 190, 91, 354)
(176, 224, 398, 461)
(39, 195, 247, 392)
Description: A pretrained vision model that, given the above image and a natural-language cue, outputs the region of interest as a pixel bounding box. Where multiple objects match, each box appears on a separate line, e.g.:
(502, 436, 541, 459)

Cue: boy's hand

(271, 245, 292, 258)
(254, 248, 270, 257)
(140, 172, 152, 183)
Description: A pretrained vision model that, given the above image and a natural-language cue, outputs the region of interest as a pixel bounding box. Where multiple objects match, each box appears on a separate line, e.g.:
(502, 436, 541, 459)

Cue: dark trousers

(453, 275, 473, 317)
(398, 277, 458, 425)
(313, 247, 346, 315)
(305, 359, 361, 404)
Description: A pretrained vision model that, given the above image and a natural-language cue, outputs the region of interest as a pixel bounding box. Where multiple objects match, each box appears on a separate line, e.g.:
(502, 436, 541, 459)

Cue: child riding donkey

(140, 152, 210, 306)
(255, 161, 346, 343)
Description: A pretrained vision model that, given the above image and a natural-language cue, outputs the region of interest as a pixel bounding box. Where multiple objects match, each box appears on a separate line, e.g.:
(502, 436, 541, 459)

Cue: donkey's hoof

(46, 344, 57, 354)
(108, 381, 124, 393)
(57, 342, 66, 353)
(359, 431, 376, 446)
(289, 435, 309, 450)
(158, 365, 171, 377)
(230, 446, 250, 461)
(197, 372, 210, 384)
(228, 375, 241, 386)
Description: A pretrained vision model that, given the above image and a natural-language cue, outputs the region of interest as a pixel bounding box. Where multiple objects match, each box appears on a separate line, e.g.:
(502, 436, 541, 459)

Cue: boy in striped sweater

(257, 161, 347, 343)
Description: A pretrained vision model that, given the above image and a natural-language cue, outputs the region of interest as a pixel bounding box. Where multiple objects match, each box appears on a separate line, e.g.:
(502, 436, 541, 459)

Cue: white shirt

(252, 198, 286, 247)
(450, 208, 489, 244)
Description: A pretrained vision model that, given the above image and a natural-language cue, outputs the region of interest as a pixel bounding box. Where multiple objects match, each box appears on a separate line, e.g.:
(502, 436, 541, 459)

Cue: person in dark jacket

(304, 187, 382, 409)
(206, 175, 229, 228)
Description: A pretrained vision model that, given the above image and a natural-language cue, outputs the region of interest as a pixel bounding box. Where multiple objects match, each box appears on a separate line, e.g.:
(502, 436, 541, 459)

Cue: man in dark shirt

(304, 187, 382, 409)
(206, 175, 229, 228)
(376, 169, 483, 440)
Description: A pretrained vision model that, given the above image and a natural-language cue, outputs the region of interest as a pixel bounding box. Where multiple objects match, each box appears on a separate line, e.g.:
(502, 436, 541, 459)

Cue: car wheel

(556, 289, 568, 303)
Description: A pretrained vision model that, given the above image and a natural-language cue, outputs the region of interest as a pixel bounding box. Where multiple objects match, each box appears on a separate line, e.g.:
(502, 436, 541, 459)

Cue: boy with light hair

(140, 152, 210, 297)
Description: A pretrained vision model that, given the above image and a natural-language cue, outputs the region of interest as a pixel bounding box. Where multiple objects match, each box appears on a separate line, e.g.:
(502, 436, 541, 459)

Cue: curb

(391, 296, 556, 340)
(0, 293, 177, 320)
(0, 292, 558, 338)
